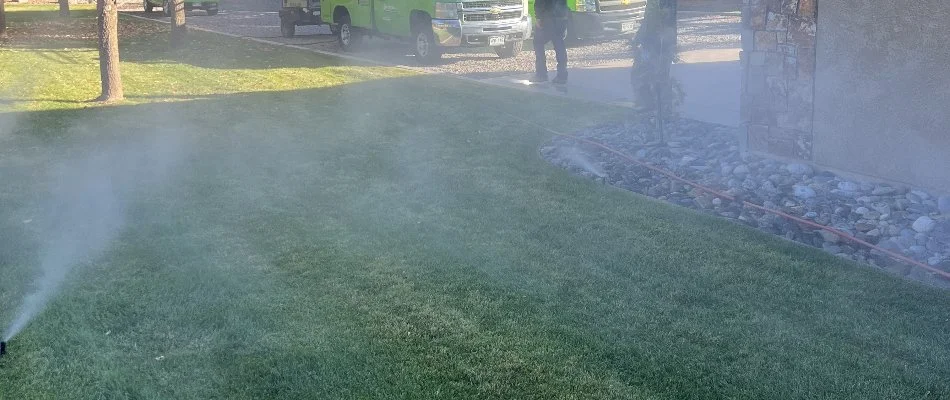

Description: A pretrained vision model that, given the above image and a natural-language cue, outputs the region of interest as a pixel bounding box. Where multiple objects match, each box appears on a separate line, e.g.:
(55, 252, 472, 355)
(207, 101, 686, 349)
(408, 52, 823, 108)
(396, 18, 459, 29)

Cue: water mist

(2, 128, 183, 343)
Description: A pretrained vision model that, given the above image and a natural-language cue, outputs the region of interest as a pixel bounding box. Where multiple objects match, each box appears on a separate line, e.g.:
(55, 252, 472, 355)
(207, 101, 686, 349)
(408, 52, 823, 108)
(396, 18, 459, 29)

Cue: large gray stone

(913, 216, 937, 233)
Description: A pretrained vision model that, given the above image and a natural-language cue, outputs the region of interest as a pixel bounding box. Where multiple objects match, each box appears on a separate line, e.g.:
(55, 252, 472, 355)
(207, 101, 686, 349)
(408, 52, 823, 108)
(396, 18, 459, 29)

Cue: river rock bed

(541, 118, 950, 287)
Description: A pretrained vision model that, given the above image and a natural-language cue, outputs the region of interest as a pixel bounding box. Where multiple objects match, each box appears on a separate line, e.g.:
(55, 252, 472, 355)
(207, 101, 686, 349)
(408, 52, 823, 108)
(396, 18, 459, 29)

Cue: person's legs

(532, 20, 550, 81)
(551, 17, 568, 83)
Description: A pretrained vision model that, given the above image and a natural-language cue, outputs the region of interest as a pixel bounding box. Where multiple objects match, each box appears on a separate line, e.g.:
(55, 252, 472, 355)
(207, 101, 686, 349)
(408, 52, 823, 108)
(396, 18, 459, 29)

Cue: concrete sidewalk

(127, 8, 740, 126)
(480, 47, 741, 126)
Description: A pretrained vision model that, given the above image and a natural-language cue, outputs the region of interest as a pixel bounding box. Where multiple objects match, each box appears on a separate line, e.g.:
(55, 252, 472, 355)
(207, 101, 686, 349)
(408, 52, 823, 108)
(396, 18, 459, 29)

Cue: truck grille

(598, 0, 646, 13)
(462, 0, 521, 8)
(463, 10, 522, 21)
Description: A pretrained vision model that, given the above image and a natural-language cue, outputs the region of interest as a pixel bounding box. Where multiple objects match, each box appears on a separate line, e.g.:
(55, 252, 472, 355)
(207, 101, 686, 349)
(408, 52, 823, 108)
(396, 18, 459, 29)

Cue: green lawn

(2, 7, 950, 399)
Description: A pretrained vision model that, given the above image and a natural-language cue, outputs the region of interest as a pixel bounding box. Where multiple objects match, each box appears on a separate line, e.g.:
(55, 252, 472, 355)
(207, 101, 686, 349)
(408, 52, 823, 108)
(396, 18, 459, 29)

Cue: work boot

(552, 72, 568, 84)
(529, 74, 549, 83)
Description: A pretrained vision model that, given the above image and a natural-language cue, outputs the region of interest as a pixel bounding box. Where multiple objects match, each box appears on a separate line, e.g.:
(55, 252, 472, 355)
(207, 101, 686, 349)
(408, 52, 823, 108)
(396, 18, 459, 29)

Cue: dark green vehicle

(144, 0, 220, 16)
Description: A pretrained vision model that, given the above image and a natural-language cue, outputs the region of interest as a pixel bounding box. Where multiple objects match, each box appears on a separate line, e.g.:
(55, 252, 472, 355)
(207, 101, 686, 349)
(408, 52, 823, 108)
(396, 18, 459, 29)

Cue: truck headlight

(435, 2, 461, 19)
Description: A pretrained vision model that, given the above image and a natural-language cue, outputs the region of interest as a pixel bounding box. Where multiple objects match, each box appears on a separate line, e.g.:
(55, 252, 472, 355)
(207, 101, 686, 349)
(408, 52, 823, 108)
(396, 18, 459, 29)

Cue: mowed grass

(2, 6, 950, 399)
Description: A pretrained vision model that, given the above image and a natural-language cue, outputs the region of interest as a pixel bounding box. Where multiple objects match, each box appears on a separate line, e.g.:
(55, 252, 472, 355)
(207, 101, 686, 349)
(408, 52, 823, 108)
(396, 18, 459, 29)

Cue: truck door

(374, 0, 397, 34)
(387, 0, 410, 37)
(351, 0, 374, 30)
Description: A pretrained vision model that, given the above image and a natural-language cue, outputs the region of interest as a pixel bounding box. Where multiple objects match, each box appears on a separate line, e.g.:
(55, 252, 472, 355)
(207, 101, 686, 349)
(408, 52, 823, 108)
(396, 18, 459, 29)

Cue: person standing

(531, 0, 569, 84)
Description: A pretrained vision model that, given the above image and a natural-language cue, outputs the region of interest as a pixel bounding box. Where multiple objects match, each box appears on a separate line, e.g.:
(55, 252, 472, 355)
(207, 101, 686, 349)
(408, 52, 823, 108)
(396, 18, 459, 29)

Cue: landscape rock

(819, 230, 840, 243)
(838, 181, 860, 192)
(913, 216, 937, 233)
(911, 190, 930, 200)
(899, 229, 917, 248)
(878, 239, 903, 253)
(871, 202, 892, 216)
(794, 185, 816, 199)
(894, 199, 910, 211)
(544, 118, 950, 287)
(872, 186, 897, 195)
(694, 196, 713, 209)
(928, 239, 942, 252)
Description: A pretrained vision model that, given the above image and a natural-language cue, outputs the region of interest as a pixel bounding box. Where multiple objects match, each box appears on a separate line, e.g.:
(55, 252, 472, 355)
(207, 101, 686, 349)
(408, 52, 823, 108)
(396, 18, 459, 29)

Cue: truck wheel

(205, 3, 218, 15)
(493, 40, 523, 58)
(280, 18, 296, 37)
(338, 15, 362, 51)
(144, 0, 154, 13)
(412, 28, 441, 64)
(163, 0, 171, 16)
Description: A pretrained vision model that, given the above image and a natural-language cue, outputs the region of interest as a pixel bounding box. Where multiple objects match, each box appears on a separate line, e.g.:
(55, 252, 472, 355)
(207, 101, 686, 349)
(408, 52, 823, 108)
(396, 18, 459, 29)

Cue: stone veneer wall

(739, 0, 817, 160)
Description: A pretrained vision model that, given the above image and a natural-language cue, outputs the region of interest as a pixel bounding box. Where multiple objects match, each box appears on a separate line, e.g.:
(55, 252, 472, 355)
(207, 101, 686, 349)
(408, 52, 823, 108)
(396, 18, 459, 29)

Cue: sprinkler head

(0, 341, 6, 357)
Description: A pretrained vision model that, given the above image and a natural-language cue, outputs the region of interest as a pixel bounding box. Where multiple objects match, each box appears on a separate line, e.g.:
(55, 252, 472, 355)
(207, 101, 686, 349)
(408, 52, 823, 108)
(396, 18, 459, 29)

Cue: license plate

(489, 36, 505, 46)
(621, 22, 636, 32)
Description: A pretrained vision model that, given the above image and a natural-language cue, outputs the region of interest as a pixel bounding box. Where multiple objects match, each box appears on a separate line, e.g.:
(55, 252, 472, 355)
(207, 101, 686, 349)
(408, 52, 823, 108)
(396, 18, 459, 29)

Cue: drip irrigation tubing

(499, 111, 950, 282)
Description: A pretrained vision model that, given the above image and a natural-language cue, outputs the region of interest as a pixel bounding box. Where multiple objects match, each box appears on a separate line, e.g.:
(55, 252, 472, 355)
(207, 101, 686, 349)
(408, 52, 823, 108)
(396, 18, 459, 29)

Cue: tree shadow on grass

(119, 29, 354, 70)
(4, 9, 347, 70)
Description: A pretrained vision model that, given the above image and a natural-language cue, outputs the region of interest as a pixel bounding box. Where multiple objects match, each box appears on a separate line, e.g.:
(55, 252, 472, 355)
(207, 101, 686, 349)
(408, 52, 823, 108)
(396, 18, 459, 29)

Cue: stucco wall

(813, 1, 950, 193)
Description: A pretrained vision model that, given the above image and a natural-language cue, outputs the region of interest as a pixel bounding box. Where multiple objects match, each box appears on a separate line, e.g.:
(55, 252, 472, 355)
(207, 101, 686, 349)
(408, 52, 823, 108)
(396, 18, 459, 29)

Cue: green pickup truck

(145, 0, 220, 16)
(529, 0, 645, 40)
(280, 0, 531, 63)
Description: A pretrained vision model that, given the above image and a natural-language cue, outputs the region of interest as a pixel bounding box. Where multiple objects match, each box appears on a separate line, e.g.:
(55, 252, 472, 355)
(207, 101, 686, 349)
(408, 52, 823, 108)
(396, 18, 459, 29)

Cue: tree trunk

(1, 0, 7, 40)
(60, 0, 71, 18)
(631, 0, 677, 143)
(97, 0, 123, 102)
(170, 0, 186, 47)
